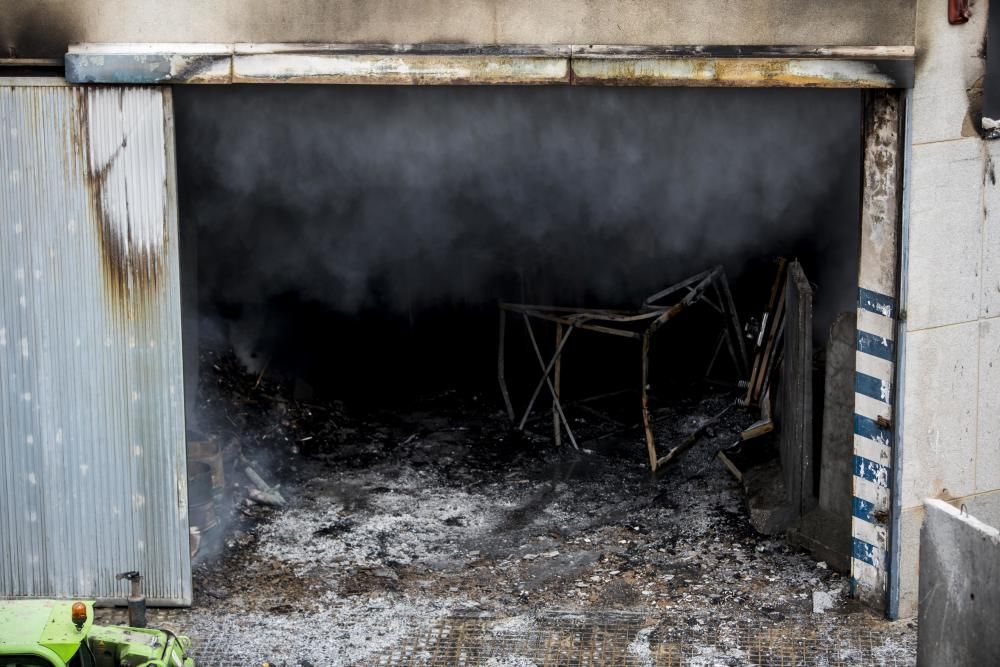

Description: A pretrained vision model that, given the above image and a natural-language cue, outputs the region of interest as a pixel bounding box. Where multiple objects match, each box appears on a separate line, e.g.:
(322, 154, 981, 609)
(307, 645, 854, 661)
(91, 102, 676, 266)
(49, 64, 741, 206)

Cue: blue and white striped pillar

(852, 287, 895, 597)
(851, 91, 903, 607)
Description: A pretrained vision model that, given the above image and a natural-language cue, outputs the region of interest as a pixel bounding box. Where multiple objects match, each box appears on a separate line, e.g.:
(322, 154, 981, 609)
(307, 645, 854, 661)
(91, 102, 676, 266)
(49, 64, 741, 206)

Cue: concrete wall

(917, 499, 1000, 665)
(897, 0, 1000, 618)
(1, 1, 916, 58)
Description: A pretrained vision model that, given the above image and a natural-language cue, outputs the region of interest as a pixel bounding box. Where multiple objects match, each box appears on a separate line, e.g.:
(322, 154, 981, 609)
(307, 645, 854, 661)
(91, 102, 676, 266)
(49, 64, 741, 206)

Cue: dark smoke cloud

(175, 85, 859, 359)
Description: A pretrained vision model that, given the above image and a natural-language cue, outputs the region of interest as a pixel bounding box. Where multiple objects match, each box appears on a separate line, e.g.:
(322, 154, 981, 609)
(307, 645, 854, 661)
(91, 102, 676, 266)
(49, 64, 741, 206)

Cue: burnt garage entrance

(162, 84, 912, 663)
(0, 39, 909, 663)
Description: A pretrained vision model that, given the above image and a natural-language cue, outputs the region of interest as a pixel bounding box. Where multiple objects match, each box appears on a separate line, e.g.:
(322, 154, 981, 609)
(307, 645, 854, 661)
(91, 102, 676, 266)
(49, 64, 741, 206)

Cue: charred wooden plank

(497, 309, 515, 422)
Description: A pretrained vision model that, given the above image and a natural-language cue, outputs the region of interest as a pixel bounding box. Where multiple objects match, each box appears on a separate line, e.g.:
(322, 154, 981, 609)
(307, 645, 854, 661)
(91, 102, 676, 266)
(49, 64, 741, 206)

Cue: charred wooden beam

(519, 314, 579, 449)
(497, 309, 515, 422)
(641, 332, 656, 470)
(553, 323, 563, 448)
(653, 404, 734, 470)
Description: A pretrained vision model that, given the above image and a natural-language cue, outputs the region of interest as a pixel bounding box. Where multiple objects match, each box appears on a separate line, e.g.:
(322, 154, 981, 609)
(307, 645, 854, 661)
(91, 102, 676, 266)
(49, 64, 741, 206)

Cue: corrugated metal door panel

(0, 81, 190, 604)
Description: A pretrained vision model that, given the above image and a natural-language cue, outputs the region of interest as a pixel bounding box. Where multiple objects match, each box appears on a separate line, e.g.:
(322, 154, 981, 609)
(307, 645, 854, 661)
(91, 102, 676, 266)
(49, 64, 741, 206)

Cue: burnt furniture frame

(498, 265, 747, 471)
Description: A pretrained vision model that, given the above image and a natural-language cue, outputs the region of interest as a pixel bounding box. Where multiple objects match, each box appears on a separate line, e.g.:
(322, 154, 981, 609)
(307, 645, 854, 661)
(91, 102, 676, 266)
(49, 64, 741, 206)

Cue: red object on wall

(949, 0, 971, 24)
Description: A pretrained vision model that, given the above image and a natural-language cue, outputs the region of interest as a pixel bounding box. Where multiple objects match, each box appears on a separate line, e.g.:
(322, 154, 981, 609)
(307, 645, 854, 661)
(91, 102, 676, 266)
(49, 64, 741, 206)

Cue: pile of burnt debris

(155, 260, 906, 662)
(494, 257, 839, 549)
(163, 349, 914, 664)
(184, 259, 844, 573)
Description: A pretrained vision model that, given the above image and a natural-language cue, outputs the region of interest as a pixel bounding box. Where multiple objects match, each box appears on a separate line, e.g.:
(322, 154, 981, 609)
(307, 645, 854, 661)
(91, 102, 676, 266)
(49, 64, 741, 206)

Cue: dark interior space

(159, 84, 902, 663)
(175, 85, 860, 412)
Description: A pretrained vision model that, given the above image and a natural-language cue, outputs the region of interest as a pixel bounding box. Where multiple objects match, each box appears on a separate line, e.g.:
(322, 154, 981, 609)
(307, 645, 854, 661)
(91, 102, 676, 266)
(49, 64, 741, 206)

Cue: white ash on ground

(181, 594, 452, 665)
(124, 351, 914, 665)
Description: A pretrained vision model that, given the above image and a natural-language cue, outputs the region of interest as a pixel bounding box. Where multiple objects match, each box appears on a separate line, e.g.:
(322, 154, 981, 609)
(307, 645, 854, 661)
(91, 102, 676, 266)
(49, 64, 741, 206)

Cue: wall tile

(901, 321, 979, 509)
(963, 489, 1000, 529)
(896, 505, 924, 619)
(978, 318, 1000, 492)
(906, 138, 983, 330)
(982, 143, 1000, 318)
(912, 0, 986, 145)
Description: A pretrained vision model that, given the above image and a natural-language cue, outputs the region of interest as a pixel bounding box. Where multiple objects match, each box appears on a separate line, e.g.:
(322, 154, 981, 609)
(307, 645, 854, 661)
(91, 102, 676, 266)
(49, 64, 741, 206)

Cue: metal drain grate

(189, 611, 915, 666)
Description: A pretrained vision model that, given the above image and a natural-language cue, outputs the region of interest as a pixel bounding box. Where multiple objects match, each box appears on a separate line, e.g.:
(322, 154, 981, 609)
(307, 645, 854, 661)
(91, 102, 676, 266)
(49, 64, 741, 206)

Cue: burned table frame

(498, 266, 747, 471)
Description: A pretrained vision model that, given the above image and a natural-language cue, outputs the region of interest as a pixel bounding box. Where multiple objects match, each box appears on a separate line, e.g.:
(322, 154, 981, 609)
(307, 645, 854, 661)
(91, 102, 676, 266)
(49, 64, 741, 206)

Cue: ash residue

(123, 352, 914, 664)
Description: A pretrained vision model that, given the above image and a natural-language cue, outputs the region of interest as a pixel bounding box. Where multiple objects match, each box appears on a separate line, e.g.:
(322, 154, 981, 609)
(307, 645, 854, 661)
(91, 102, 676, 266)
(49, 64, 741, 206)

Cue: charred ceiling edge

(63, 43, 915, 88)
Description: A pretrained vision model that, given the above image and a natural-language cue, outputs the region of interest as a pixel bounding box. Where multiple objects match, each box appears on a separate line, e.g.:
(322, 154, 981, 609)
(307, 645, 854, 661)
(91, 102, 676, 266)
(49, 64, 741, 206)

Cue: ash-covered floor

(108, 352, 915, 665)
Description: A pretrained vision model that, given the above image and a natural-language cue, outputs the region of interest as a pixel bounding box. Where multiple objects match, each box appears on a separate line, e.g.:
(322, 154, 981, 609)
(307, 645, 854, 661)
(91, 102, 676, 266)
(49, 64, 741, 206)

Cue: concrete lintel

(234, 43, 574, 57)
(68, 42, 233, 55)
(66, 44, 232, 84)
(570, 57, 909, 88)
(0, 77, 74, 87)
(64, 43, 914, 87)
(572, 45, 915, 59)
(232, 53, 570, 85)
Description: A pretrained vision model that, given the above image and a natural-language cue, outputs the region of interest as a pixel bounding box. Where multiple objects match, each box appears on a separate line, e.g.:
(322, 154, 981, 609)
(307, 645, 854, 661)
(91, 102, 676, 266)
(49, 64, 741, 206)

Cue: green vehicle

(0, 600, 194, 667)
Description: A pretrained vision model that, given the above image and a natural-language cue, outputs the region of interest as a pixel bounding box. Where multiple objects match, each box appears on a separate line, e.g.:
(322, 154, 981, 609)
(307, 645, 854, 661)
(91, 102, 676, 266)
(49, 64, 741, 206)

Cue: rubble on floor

(108, 350, 914, 665)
